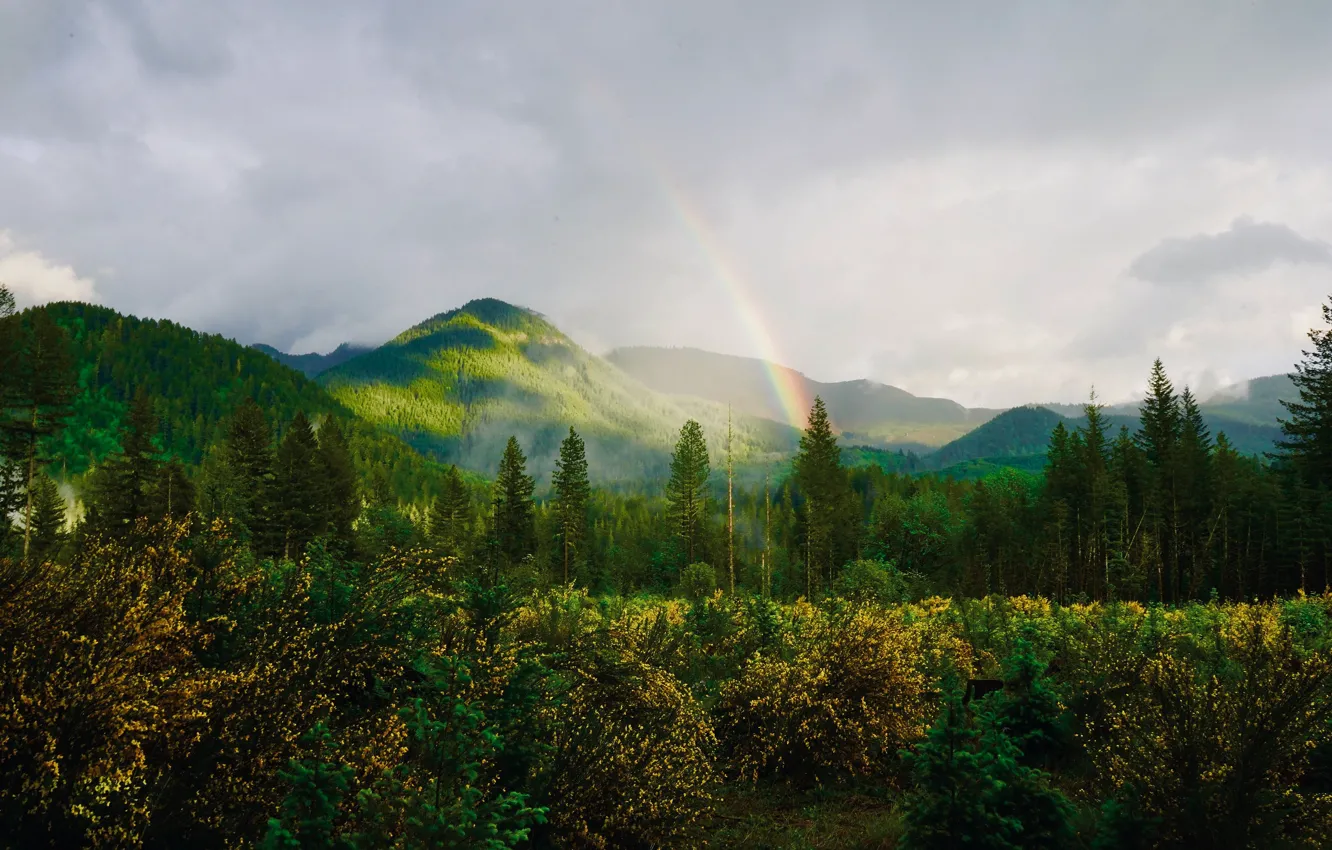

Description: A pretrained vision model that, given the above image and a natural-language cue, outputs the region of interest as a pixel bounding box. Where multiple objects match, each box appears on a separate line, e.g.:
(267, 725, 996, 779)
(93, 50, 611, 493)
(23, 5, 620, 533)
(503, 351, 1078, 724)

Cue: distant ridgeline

(29, 298, 1289, 502)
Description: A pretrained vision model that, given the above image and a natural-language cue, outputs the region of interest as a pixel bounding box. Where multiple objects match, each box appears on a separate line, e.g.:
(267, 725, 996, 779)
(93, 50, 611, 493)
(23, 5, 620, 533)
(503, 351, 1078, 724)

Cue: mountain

(250, 342, 373, 378)
(31, 302, 449, 499)
(319, 299, 801, 483)
(605, 346, 1003, 448)
(1201, 374, 1296, 427)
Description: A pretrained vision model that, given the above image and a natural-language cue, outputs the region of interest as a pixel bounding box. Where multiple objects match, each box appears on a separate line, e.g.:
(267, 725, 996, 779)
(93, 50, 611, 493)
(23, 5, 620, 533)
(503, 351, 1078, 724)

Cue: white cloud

(0, 231, 99, 307)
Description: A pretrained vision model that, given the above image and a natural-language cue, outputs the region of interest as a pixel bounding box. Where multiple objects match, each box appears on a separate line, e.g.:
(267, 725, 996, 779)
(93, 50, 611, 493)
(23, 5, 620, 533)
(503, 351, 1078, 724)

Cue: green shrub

(679, 562, 717, 601)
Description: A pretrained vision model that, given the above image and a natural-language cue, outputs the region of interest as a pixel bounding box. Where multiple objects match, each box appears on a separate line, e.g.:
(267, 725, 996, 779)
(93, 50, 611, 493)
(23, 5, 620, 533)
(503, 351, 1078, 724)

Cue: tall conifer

(316, 418, 359, 552)
(552, 427, 590, 584)
(225, 398, 274, 542)
(666, 419, 710, 566)
(794, 397, 850, 593)
(1135, 359, 1181, 601)
(270, 411, 325, 560)
(428, 464, 471, 559)
(0, 310, 74, 560)
(492, 436, 535, 577)
(90, 389, 162, 533)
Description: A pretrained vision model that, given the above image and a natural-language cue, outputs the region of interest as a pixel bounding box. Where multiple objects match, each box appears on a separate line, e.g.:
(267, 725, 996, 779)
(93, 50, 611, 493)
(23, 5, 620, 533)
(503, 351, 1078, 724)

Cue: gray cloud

(1128, 217, 1332, 285)
(2, 1, 1332, 404)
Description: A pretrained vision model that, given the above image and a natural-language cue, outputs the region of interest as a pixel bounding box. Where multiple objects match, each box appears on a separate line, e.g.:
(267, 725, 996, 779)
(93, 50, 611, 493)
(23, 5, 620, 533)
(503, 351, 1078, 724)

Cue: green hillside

(250, 342, 372, 378)
(925, 403, 1282, 474)
(32, 302, 449, 499)
(606, 345, 1003, 448)
(1201, 374, 1296, 427)
(320, 300, 801, 483)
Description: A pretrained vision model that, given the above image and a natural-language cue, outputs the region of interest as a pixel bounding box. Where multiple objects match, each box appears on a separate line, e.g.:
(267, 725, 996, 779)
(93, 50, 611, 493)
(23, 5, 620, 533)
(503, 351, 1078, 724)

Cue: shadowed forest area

(5, 284, 1332, 848)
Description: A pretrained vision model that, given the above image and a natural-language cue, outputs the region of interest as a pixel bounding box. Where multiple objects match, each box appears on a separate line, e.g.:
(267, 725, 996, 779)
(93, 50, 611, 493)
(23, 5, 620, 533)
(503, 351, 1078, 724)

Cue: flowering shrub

(715, 604, 932, 784)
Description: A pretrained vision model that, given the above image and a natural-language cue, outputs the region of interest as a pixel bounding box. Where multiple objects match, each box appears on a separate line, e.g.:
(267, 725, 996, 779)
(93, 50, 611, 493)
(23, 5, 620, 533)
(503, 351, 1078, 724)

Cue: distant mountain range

(249, 342, 373, 378)
(241, 301, 1295, 480)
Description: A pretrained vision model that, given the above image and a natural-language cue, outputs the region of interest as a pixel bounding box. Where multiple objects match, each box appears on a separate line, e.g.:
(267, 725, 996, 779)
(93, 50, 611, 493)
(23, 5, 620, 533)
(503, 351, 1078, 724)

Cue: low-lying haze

(2, 1, 1331, 407)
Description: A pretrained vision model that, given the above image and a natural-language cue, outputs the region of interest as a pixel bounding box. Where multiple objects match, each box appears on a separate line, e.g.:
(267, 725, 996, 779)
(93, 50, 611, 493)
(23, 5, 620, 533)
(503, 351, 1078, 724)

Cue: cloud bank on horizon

(2, 0, 1331, 407)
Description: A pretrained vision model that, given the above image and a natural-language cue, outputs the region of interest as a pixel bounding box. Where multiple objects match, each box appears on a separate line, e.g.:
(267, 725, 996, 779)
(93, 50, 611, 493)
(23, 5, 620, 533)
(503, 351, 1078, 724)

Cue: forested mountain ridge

(928, 402, 1283, 471)
(27, 301, 450, 499)
(606, 345, 1004, 448)
(249, 341, 372, 378)
(318, 299, 800, 483)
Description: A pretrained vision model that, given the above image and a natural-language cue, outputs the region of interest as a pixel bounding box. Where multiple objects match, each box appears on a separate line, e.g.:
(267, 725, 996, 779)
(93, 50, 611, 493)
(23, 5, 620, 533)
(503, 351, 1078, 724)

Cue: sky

(2, 1, 1332, 408)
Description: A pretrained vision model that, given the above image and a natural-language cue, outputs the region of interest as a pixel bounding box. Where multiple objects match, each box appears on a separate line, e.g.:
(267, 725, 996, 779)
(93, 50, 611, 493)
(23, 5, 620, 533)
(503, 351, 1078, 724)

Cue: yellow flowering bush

(714, 604, 932, 785)
(546, 647, 718, 848)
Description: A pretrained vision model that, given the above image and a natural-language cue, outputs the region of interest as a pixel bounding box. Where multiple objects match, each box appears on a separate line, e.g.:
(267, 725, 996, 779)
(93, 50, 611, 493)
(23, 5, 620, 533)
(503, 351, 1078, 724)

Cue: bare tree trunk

(727, 407, 734, 594)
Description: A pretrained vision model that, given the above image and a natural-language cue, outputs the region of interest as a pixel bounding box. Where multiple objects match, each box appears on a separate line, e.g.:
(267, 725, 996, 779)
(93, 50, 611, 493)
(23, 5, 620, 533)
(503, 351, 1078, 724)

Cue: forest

(4, 283, 1332, 848)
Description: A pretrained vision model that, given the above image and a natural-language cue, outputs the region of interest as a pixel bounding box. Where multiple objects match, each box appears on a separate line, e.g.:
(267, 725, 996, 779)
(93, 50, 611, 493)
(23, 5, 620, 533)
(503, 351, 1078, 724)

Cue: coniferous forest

(5, 284, 1332, 849)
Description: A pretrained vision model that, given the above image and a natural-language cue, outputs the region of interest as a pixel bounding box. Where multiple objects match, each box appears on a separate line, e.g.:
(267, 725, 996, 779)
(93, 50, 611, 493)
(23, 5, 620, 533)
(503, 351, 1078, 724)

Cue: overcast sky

(3, 1, 1332, 407)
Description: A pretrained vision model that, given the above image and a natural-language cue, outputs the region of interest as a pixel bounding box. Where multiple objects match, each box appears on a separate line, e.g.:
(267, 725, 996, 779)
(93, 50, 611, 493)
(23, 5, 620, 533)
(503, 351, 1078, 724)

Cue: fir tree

(0, 285, 21, 540)
(1274, 295, 1332, 590)
(492, 436, 535, 578)
(0, 309, 74, 560)
(428, 464, 472, 559)
(269, 411, 325, 560)
(26, 472, 66, 561)
(316, 418, 359, 553)
(793, 397, 850, 594)
(225, 398, 274, 542)
(154, 458, 195, 521)
(551, 427, 590, 584)
(260, 723, 355, 850)
(1178, 387, 1214, 595)
(666, 419, 710, 566)
(1135, 359, 1182, 601)
(88, 389, 162, 533)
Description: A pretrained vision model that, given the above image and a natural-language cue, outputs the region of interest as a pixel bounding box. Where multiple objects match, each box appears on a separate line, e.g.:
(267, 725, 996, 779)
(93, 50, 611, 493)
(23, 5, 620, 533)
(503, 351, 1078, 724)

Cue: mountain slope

(251, 342, 373, 378)
(1202, 374, 1296, 427)
(32, 302, 448, 499)
(606, 346, 1003, 448)
(320, 300, 800, 482)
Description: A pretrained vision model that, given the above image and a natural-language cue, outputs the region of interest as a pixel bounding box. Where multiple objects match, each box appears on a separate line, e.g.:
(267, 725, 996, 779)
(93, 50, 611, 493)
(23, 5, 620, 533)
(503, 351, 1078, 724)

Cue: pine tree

(666, 419, 711, 566)
(793, 397, 850, 593)
(1274, 294, 1332, 590)
(1135, 359, 1181, 602)
(492, 436, 535, 578)
(26, 472, 67, 561)
(154, 458, 195, 521)
(551, 427, 590, 584)
(1177, 387, 1214, 596)
(225, 398, 274, 542)
(316, 418, 359, 552)
(0, 284, 21, 540)
(0, 310, 74, 560)
(428, 464, 472, 559)
(269, 411, 325, 561)
(88, 389, 162, 533)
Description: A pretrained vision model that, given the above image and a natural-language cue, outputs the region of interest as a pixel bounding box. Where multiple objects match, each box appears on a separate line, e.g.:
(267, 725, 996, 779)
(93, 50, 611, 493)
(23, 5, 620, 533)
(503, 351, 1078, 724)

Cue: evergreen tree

(88, 389, 162, 533)
(154, 458, 195, 522)
(260, 723, 355, 850)
(1274, 294, 1332, 590)
(666, 420, 711, 566)
(793, 397, 851, 594)
(428, 464, 472, 560)
(224, 398, 274, 542)
(551, 427, 590, 584)
(492, 436, 535, 578)
(1177, 387, 1214, 595)
(0, 309, 74, 560)
(901, 679, 1075, 850)
(269, 411, 325, 560)
(1135, 359, 1181, 601)
(0, 284, 21, 535)
(26, 472, 67, 561)
(316, 418, 359, 552)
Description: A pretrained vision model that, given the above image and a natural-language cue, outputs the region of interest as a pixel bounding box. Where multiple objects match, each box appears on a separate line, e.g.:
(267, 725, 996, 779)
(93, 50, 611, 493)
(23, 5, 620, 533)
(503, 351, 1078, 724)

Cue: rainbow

(581, 79, 814, 431)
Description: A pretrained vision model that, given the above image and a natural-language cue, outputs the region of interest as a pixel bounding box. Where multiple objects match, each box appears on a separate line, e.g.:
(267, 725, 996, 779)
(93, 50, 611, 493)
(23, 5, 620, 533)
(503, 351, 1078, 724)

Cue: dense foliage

(5, 285, 1332, 847)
